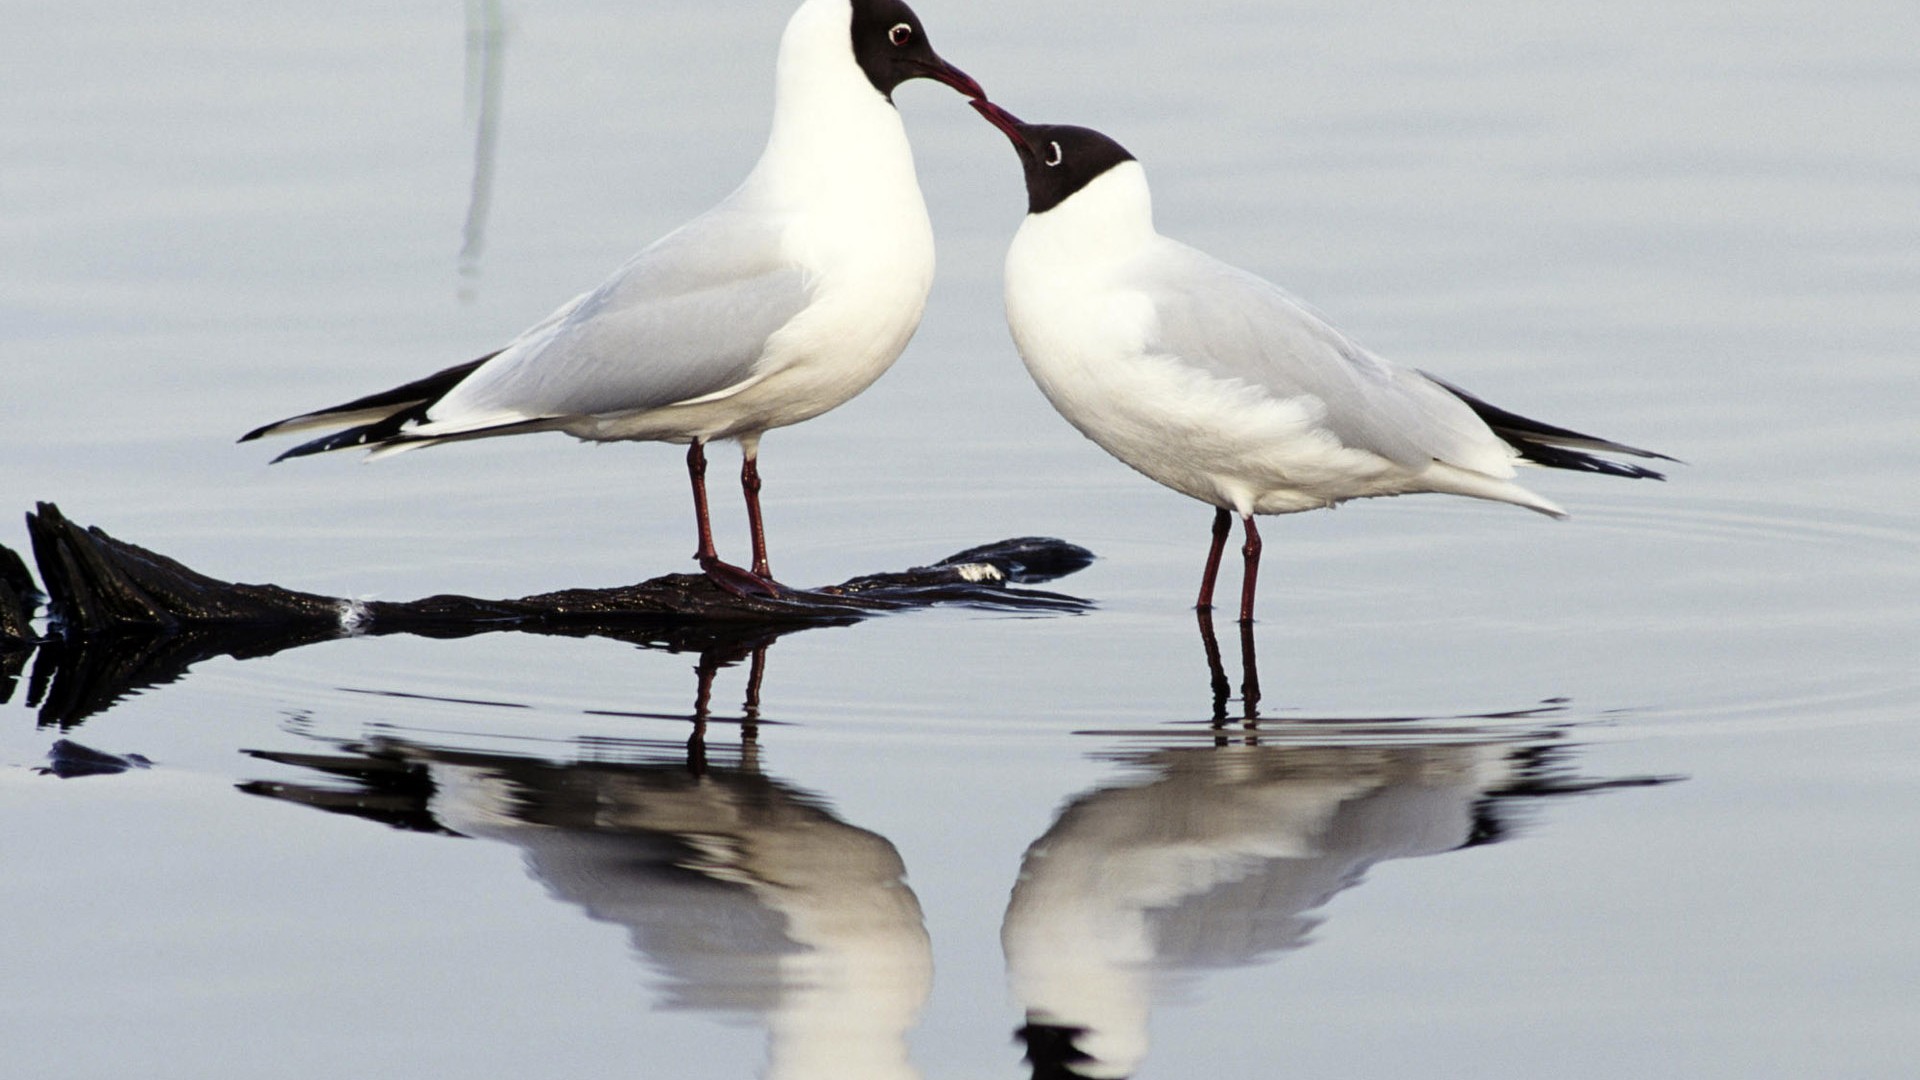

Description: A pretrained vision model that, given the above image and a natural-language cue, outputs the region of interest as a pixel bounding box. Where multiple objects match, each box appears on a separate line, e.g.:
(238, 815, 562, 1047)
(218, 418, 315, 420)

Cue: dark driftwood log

(2, 502, 1094, 727)
(35, 739, 154, 779)
(10, 501, 1092, 641)
(1, 542, 36, 646)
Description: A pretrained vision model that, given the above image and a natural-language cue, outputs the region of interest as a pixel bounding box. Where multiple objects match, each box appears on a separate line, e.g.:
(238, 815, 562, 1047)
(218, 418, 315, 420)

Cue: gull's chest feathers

(1001, 165, 1420, 513)
(772, 183, 934, 391)
(1002, 173, 1157, 408)
(1008, 235, 1275, 509)
(718, 96, 936, 433)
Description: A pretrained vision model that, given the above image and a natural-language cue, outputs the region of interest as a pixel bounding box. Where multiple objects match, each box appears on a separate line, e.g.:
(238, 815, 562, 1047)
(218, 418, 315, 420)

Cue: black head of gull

(849, 0, 984, 101)
(970, 100, 1137, 215)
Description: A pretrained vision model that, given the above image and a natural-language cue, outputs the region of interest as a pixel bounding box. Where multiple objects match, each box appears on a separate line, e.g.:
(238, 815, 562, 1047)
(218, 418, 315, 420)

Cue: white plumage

(972, 101, 1672, 622)
(245, 0, 983, 592)
(1004, 165, 1565, 517)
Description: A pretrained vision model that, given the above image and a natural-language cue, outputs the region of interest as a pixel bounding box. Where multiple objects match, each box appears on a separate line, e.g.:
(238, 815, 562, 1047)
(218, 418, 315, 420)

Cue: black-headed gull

(970, 101, 1673, 624)
(1004, 737, 1542, 1075)
(243, 0, 983, 595)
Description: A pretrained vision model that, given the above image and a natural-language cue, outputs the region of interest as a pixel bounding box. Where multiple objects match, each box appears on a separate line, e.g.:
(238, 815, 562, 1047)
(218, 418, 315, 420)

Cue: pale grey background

(3, 2, 1916, 1077)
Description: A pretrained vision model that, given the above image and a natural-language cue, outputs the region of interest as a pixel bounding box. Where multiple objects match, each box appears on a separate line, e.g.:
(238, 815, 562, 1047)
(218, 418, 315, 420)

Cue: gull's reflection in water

(246, 643, 931, 1080)
(433, 744, 931, 1080)
(234, 622, 1670, 1080)
(1006, 619, 1674, 1079)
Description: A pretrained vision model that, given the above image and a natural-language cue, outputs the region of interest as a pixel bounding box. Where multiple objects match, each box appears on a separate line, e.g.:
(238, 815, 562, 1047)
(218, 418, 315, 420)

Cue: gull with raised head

(970, 101, 1673, 623)
(243, 0, 983, 595)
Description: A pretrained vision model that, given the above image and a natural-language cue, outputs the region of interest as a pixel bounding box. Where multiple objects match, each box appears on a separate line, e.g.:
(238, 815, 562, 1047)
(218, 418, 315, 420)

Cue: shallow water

(3, 1, 1917, 1077)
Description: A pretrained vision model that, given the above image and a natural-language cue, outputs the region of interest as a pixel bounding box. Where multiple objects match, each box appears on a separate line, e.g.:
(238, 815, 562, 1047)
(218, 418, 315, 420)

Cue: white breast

(1003, 163, 1556, 516)
(1004, 166, 1335, 512)
(586, 13, 939, 445)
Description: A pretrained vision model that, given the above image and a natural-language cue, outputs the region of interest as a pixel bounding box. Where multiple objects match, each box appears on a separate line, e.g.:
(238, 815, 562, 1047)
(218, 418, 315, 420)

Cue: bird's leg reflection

(686, 648, 715, 776)
(742, 643, 767, 766)
(684, 640, 772, 775)
(1198, 614, 1262, 737)
(1197, 611, 1231, 725)
(1237, 619, 1261, 723)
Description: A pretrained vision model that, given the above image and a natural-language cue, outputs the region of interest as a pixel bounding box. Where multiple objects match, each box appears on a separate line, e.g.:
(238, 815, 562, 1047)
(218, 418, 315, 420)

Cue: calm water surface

(3, 2, 1917, 1077)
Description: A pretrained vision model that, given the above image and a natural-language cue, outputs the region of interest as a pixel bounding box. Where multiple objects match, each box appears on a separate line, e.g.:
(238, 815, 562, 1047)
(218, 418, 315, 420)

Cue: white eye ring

(1044, 141, 1064, 167)
(888, 22, 912, 46)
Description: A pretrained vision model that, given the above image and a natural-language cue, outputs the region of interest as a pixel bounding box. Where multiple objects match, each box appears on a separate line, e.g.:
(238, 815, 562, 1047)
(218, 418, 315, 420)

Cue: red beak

(970, 98, 1034, 156)
(907, 54, 986, 102)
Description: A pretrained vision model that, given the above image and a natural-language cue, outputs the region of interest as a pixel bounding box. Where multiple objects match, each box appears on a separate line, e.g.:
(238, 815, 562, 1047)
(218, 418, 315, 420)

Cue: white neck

(1015, 162, 1160, 270)
(745, 0, 919, 210)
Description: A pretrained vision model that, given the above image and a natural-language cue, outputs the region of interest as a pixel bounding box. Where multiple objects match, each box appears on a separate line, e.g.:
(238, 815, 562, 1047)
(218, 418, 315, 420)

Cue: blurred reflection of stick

(459, 0, 506, 302)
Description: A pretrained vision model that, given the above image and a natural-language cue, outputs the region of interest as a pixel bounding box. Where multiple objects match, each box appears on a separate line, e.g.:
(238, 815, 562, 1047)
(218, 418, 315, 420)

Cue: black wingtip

(1425, 373, 1678, 477)
(239, 353, 498, 452)
(270, 425, 396, 463)
(1511, 439, 1668, 480)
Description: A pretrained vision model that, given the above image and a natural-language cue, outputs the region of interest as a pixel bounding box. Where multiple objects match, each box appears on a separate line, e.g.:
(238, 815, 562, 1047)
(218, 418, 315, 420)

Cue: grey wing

(1135, 243, 1514, 476)
(425, 206, 813, 427)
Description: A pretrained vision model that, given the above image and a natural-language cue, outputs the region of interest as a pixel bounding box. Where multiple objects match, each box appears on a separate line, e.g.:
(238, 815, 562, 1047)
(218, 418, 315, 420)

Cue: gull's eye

(1045, 141, 1064, 167)
(889, 22, 913, 46)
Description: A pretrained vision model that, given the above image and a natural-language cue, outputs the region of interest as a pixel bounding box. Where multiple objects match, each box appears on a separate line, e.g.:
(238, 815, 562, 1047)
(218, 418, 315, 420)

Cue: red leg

(1196, 507, 1232, 612)
(1237, 515, 1262, 625)
(687, 440, 720, 564)
(685, 440, 778, 597)
(741, 450, 771, 580)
